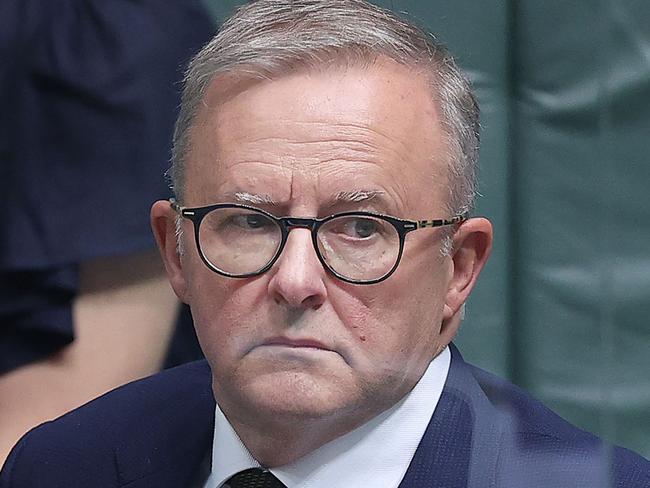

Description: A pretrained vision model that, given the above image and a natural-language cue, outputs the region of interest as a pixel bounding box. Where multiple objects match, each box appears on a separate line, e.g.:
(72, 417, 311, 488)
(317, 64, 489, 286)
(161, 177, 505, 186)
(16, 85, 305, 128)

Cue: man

(1, 1, 649, 487)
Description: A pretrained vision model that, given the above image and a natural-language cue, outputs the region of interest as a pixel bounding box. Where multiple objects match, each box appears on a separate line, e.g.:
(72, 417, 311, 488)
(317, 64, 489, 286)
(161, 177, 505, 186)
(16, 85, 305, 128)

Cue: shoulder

(0, 360, 214, 488)
(465, 360, 650, 487)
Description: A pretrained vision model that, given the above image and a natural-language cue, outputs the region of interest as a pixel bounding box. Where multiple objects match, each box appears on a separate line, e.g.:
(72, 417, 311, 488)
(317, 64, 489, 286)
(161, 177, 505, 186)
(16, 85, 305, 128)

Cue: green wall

(201, 0, 650, 458)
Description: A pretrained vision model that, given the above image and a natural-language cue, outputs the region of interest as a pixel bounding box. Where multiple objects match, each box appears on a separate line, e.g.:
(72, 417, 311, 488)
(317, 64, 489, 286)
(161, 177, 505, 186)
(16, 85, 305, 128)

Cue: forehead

(185, 59, 449, 214)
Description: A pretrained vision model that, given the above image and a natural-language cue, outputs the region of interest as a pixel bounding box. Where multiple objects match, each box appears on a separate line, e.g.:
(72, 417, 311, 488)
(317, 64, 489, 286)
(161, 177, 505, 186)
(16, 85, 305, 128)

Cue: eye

(232, 212, 274, 230)
(328, 216, 385, 240)
(349, 218, 378, 238)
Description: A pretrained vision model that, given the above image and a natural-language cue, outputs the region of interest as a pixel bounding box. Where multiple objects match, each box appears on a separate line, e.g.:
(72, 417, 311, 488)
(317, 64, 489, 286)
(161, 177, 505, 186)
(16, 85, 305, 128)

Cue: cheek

(186, 270, 267, 365)
(343, 270, 446, 355)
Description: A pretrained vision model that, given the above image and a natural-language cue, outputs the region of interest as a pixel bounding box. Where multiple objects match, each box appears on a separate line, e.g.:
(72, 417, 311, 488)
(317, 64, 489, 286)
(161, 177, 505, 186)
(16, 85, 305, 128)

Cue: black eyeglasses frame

(170, 199, 468, 285)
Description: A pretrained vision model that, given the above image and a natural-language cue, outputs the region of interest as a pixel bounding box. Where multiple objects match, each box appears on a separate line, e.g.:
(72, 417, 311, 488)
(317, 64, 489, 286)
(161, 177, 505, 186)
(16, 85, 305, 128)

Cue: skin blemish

(359, 335, 366, 342)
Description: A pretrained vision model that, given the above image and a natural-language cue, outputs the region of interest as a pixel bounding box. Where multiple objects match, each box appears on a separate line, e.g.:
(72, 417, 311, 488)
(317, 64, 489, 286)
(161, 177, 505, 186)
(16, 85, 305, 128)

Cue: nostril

(302, 296, 323, 310)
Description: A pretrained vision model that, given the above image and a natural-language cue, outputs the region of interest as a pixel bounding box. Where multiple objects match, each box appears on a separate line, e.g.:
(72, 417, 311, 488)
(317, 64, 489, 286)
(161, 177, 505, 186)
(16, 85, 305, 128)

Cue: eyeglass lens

(197, 207, 400, 282)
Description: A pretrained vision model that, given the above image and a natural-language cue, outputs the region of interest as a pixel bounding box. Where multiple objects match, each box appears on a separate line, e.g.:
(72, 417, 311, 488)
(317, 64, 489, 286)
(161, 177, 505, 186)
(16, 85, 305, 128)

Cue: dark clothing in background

(0, 0, 213, 373)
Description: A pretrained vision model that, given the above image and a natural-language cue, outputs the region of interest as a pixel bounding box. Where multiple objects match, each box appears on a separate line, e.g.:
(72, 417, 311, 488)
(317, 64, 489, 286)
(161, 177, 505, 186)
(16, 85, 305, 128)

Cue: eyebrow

(228, 191, 279, 205)
(223, 189, 390, 213)
(332, 189, 386, 204)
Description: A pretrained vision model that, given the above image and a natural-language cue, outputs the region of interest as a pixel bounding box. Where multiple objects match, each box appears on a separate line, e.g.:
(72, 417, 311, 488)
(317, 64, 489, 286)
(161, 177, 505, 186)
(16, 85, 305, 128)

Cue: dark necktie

(225, 468, 287, 488)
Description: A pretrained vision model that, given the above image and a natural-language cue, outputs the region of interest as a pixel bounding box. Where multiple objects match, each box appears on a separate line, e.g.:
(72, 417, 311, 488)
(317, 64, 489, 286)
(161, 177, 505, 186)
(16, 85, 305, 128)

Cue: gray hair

(170, 0, 479, 229)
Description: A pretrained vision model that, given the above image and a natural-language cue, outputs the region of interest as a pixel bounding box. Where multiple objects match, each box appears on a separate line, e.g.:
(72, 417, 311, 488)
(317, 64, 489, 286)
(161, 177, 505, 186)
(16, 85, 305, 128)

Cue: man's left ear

(443, 217, 493, 321)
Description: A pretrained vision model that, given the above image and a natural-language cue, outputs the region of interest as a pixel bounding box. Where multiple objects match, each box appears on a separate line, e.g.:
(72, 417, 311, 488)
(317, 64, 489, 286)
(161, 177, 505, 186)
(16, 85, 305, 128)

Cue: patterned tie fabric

(225, 468, 287, 488)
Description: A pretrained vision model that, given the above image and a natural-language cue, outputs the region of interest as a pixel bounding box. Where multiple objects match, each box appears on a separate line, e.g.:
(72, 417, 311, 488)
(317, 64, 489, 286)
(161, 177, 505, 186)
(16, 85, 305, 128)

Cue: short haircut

(170, 0, 480, 215)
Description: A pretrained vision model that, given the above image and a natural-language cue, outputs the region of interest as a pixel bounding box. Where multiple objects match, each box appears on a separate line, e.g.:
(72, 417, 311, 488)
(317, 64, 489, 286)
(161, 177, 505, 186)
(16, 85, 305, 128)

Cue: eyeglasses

(171, 200, 467, 285)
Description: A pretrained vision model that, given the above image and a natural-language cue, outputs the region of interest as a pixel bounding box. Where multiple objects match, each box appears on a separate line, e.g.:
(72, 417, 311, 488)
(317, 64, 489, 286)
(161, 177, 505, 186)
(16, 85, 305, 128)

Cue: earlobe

(443, 217, 493, 321)
(150, 200, 189, 302)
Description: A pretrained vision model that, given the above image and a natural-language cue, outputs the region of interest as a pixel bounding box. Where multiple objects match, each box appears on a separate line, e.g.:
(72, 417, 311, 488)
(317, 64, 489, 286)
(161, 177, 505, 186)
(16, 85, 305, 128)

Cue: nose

(267, 227, 328, 309)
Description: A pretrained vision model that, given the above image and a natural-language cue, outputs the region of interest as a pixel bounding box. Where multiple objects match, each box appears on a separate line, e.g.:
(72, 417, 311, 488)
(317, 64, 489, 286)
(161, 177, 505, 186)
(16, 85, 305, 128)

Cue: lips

(262, 336, 332, 351)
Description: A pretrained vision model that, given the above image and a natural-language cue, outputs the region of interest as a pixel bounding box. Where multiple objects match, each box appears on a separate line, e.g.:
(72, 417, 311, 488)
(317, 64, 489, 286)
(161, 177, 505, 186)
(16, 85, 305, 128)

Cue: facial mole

(359, 335, 366, 342)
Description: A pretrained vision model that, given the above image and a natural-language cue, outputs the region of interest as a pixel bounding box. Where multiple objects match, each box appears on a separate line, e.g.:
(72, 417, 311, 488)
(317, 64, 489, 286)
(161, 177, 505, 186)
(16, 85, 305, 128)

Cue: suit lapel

(399, 344, 502, 488)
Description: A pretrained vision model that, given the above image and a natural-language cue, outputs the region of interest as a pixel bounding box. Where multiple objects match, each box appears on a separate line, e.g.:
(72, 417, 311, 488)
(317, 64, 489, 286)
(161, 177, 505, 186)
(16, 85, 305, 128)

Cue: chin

(234, 370, 358, 421)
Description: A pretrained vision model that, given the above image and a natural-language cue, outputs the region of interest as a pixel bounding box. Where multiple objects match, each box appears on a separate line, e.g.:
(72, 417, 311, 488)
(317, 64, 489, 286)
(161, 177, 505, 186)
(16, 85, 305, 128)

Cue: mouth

(261, 336, 333, 352)
(248, 336, 350, 366)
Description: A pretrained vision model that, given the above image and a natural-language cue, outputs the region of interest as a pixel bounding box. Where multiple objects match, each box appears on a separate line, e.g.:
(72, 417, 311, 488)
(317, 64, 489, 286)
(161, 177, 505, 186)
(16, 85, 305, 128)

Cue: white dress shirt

(204, 346, 450, 488)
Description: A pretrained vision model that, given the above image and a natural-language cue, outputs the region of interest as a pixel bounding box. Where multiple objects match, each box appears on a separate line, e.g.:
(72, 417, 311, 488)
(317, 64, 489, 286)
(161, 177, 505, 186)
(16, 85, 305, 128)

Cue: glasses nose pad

(283, 217, 315, 230)
(280, 224, 319, 261)
(278, 218, 321, 260)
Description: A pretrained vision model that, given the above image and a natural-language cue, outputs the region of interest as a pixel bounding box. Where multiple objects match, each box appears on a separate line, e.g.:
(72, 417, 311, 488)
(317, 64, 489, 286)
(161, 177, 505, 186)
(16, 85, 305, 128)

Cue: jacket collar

(399, 343, 502, 488)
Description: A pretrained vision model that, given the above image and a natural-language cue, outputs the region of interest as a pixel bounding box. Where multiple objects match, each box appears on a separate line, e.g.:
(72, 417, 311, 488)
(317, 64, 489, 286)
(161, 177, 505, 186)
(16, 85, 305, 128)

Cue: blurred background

(2, 0, 648, 464)
(0, 0, 212, 464)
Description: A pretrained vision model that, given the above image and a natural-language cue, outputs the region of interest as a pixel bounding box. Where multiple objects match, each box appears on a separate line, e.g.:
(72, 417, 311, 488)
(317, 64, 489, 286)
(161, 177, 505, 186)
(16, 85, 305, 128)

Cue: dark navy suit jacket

(1, 344, 649, 487)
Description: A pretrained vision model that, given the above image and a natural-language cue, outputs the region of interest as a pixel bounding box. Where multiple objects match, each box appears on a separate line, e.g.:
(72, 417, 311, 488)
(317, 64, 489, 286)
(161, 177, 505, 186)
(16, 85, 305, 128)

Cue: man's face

(176, 60, 464, 430)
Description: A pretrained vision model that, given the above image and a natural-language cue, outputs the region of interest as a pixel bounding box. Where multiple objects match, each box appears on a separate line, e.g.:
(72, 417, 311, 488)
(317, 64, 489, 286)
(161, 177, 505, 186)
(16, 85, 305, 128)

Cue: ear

(441, 217, 493, 333)
(150, 200, 189, 302)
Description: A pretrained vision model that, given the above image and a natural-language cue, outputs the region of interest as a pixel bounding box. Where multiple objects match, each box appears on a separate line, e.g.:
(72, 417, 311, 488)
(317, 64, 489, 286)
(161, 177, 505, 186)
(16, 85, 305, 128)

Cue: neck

(223, 404, 381, 467)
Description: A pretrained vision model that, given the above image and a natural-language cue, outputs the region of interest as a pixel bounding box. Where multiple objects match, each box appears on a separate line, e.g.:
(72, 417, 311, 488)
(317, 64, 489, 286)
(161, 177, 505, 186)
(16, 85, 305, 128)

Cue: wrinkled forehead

(183, 59, 451, 211)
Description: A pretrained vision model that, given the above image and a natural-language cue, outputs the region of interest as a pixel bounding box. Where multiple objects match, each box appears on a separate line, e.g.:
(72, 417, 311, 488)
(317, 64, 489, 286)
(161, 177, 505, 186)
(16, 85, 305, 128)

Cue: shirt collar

(205, 346, 450, 488)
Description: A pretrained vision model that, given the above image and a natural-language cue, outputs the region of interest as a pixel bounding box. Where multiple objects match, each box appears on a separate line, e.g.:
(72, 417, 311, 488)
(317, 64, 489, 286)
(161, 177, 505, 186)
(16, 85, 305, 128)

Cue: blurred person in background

(0, 0, 212, 464)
